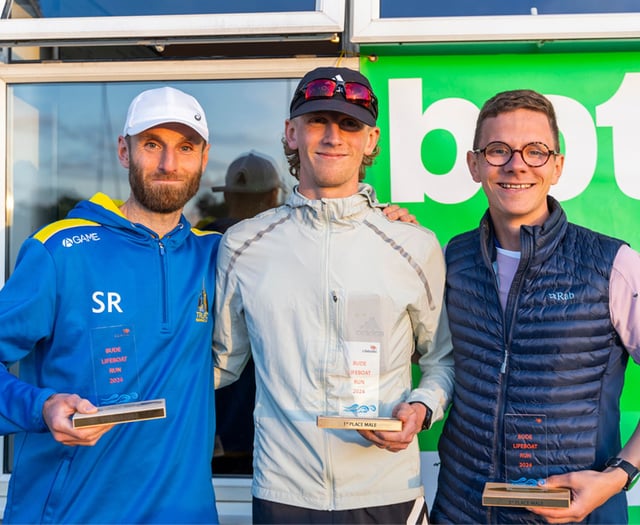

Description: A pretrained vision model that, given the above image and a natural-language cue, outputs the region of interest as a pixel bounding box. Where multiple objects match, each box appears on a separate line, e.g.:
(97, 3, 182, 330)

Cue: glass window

(352, 0, 640, 43)
(0, 1, 345, 54)
(9, 0, 316, 17)
(380, 0, 640, 17)
(7, 79, 299, 476)
(8, 80, 296, 267)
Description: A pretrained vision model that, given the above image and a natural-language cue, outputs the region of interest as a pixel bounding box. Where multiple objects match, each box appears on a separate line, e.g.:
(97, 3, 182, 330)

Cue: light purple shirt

(495, 244, 640, 363)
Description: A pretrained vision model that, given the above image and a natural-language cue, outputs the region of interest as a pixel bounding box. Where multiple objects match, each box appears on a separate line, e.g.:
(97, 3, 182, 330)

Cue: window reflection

(8, 80, 295, 270)
(7, 80, 296, 477)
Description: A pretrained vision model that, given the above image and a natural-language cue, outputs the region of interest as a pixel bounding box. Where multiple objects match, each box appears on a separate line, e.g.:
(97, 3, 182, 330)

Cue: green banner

(362, 51, 640, 513)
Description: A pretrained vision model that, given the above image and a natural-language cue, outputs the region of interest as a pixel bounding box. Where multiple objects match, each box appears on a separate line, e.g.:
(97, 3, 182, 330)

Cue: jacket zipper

(158, 239, 169, 329)
(488, 231, 532, 523)
(321, 201, 338, 510)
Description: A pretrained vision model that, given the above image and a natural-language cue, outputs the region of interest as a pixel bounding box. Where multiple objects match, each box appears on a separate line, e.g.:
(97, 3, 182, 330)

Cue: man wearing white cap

(213, 66, 453, 524)
(0, 87, 220, 524)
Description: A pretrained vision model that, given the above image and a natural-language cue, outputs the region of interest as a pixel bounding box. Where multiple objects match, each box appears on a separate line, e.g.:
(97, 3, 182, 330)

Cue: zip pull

(500, 351, 508, 374)
(331, 291, 338, 303)
(159, 240, 165, 256)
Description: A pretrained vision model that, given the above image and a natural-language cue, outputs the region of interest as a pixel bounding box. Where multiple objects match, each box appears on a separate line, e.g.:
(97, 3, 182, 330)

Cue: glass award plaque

(482, 414, 570, 508)
(316, 341, 401, 431)
(72, 325, 166, 428)
(317, 296, 401, 432)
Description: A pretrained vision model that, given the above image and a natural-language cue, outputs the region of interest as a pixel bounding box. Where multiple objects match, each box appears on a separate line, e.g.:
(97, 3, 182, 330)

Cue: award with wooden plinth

(79, 325, 166, 427)
(73, 399, 166, 428)
(482, 414, 571, 508)
(318, 299, 402, 431)
(482, 483, 571, 508)
(317, 416, 402, 431)
(316, 340, 403, 431)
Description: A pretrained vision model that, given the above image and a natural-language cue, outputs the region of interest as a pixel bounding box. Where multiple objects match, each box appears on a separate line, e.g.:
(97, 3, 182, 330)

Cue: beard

(128, 162, 202, 214)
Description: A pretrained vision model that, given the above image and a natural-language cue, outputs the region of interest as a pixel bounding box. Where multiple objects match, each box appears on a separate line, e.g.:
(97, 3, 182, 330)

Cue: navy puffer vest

(431, 198, 628, 524)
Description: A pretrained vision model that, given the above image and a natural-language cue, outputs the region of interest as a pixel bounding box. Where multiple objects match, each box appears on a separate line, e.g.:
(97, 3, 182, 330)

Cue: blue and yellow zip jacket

(0, 193, 221, 524)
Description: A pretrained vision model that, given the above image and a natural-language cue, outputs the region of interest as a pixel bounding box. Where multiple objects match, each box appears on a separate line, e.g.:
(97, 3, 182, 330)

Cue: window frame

(0, 0, 345, 47)
(0, 76, 6, 286)
(351, 0, 640, 43)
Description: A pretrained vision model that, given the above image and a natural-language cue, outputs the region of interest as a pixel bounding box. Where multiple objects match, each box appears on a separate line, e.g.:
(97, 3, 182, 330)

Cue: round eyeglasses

(474, 141, 559, 168)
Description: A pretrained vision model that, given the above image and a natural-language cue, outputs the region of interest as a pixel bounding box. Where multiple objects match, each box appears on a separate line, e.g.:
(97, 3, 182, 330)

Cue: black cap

(289, 66, 378, 127)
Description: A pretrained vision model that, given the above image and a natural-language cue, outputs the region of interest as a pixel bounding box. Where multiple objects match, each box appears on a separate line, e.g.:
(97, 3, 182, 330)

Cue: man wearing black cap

(213, 66, 454, 524)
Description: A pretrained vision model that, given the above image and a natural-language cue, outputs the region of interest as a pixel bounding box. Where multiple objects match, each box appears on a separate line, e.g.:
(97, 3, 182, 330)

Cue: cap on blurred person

(212, 152, 282, 193)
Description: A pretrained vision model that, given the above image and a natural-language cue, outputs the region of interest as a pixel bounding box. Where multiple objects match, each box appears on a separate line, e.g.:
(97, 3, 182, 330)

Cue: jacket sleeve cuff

(33, 388, 58, 432)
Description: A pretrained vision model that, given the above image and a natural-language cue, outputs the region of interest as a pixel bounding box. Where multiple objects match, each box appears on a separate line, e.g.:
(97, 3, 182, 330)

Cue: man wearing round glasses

(431, 89, 640, 524)
(213, 66, 453, 524)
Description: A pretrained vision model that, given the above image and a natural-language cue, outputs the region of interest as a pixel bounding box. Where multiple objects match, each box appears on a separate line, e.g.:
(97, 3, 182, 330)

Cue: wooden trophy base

(482, 482, 571, 508)
(317, 416, 402, 431)
(72, 398, 166, 428)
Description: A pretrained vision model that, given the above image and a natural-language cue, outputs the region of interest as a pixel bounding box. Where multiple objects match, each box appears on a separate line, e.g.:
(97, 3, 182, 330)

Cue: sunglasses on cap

(294, 78, 378, 110)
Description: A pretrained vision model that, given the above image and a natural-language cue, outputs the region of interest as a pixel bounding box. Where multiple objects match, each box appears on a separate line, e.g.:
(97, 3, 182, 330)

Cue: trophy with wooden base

(482, 414, 570, 508)
(316, 339, 402, 432)
(72, 325, 166, 428)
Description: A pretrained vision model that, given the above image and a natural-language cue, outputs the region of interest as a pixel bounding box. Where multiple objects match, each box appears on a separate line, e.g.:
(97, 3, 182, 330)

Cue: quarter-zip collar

(66, 192, 191, 248)
(285, 183, 382, 229)
(479, 195, 568, 270)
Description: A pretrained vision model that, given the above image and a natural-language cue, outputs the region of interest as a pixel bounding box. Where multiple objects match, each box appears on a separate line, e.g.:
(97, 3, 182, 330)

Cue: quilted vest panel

(431, 203, 628, 524)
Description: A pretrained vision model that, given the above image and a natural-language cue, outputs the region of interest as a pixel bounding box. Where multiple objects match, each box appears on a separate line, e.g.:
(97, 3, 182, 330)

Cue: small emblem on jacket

(547, 291, 575, 302)
(62, 232, 100, 247)
(195, 282, 209, 323)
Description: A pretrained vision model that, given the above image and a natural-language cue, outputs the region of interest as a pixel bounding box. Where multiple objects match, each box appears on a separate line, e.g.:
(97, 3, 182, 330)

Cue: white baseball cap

(122, 87, 209, 142)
